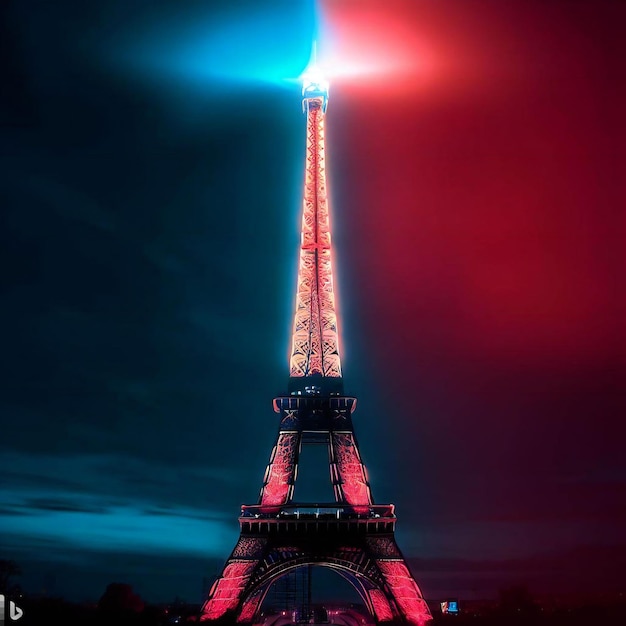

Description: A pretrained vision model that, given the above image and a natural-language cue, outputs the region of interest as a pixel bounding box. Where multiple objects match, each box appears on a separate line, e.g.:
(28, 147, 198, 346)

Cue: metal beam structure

(199, 57, 432, 626)
(289, 91, 342, 383)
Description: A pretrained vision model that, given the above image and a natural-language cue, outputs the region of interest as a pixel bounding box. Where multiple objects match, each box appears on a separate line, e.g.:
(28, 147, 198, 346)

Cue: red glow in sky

(319, 0, 624, 582)
(322, 0, 622, 368)
(317, 3, 434, 91)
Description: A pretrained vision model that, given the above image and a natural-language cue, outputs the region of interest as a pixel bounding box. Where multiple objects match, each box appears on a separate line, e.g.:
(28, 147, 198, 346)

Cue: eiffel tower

(199, 56, 432, 626)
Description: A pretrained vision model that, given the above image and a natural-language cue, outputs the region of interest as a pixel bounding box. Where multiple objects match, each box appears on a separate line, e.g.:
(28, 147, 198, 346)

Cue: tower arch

(240, 558, 395, 625)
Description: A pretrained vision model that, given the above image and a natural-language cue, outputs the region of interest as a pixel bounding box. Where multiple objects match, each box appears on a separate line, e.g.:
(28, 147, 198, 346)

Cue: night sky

(1, 0, 624, 606)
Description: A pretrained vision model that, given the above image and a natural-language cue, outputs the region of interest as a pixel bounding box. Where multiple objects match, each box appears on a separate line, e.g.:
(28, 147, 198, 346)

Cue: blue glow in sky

(0, 452, 238, 559)
(0, 500, 232, 556)
(107, 2, 317, 91)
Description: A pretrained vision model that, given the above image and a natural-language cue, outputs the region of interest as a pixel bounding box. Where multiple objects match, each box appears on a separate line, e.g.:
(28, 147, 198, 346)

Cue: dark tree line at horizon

(2, 560, 625, 626)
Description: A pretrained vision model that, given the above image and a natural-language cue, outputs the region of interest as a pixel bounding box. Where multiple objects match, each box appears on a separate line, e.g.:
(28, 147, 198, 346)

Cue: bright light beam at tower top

(300, 41, 329, 113)
(306, 7, 434, 98)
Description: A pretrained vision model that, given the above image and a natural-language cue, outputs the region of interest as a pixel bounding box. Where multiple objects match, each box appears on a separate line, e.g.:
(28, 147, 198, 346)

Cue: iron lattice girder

(289, 101, 341, 380)
(330, 432, 371, 506)
(259, 432, 299, 507)
(258, 395, 372, 509)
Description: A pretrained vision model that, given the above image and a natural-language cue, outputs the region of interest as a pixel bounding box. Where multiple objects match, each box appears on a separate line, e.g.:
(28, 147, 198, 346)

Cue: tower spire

(289, 52, 340, 393)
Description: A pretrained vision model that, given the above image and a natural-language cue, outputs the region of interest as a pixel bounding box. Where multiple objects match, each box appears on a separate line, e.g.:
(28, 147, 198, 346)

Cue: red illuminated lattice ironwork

(331, 432, 372, 505)
(368, 588, 395, 622)
(231, 537, 267, 559)
(200, 562, 256, 621)
(289, 103, 342, 379)
(237, 586, 265, 623)
(260, 432, 300, 506)
(377, 561, 431, 626)
(366, 537, 401, 558)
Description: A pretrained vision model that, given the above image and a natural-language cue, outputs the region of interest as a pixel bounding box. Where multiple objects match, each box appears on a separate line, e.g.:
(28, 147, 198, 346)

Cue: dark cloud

(0, 507, 34, 517)
(25, 498, 108, 514)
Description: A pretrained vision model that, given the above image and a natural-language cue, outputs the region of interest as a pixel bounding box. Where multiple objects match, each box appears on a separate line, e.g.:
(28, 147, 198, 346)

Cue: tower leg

(366, 537, 431, 626)
(259, 432, 300, 507)
(376, 561, 431, 626)
(330, 431, 372, 507)
(200, 538, 267, 622)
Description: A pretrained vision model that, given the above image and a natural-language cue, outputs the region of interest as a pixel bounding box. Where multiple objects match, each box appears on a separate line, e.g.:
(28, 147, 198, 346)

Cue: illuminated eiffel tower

(199, 54, 432, 626)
